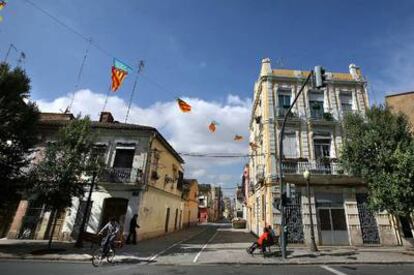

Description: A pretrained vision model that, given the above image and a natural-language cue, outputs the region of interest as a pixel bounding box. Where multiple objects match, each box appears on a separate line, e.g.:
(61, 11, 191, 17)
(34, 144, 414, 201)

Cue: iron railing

(281, 160, 344, 175)
(99, 167, 143, 184)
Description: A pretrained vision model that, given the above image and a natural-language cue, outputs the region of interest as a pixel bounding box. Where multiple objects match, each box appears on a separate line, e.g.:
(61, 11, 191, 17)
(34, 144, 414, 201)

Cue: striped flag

(234, 135, 243, 141)
(111, 59, 132, 92)
(177, 98, 191, 112)
(0, 1, 6, 11)
(208, 121, 219, 133)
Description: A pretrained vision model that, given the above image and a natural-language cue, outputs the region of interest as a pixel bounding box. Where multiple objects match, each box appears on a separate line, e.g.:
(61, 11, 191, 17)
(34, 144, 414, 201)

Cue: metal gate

(356, 193, 380, 244)
(19, 202, 44, 239)
(285, 193, 304, 244)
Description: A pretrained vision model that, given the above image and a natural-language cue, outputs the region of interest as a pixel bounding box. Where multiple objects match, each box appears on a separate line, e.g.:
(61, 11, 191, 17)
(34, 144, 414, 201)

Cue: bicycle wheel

(92, 248, 104, 267)
(107, 248, 115, 264)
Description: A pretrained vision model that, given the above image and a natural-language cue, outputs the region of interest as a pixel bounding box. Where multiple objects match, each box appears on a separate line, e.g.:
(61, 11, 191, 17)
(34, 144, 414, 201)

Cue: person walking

(126, 214, 140, 245)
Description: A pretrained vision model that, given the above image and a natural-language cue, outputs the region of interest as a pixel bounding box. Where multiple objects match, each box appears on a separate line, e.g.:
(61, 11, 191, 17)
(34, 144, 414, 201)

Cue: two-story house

(247, 58, 399, 246)
(6, 111, 185, 241)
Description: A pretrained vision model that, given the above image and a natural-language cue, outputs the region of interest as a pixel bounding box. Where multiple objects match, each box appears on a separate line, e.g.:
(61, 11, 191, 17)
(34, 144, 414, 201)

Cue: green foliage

(341, 105, 414, 215)
(32, 117, 100, 212)
(0, 62, 39, 207)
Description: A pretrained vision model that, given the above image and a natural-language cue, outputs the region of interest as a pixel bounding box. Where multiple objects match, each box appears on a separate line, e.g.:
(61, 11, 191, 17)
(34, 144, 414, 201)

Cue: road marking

(320, 265, 348, 275)
(147, 227, 210, 262)
(193, 230, 219, 263)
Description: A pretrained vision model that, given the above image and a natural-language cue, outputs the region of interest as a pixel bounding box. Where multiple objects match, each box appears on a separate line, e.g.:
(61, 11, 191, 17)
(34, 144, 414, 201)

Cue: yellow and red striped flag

(111, 59, 132, 92)
(0, 1, 6, 11)
(234, 135, 243, 141)
(177, 98, 191, 112)
(208, 121, 219, 133)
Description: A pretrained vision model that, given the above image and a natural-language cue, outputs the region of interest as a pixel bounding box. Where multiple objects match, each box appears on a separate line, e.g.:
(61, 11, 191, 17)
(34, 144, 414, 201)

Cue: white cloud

(36, 89, 251, 189)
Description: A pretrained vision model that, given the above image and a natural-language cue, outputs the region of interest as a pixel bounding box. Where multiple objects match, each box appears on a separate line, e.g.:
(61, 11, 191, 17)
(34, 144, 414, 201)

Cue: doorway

(165, 208, 170, 233)
(100, 198, 128, 229)
(316, 192, 349, 245)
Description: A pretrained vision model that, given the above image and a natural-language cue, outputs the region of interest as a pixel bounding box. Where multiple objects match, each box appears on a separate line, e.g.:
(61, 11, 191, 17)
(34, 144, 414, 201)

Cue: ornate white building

(246, 58, 401, 246)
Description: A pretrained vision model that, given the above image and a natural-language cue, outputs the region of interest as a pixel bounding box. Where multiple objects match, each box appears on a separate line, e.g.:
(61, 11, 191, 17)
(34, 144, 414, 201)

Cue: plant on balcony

(322, 112, 334, 121)
(341, 105, 414, 217)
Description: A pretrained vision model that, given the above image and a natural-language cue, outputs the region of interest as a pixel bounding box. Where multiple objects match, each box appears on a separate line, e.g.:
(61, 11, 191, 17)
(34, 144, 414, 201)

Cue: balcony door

(113, 148, 135, 168)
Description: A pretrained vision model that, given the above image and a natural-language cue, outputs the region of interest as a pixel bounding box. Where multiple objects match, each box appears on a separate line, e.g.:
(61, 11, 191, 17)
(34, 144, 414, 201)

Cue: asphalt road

(1, 261, 414, 275)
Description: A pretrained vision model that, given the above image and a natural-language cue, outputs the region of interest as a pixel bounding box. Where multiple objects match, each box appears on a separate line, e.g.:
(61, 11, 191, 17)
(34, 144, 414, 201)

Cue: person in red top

(246, 227, 269, 254)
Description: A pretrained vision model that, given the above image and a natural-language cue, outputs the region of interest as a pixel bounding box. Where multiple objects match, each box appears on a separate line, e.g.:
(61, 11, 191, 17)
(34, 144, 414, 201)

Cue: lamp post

(303, 169, 318, 252)
(75, 170, 97, 248)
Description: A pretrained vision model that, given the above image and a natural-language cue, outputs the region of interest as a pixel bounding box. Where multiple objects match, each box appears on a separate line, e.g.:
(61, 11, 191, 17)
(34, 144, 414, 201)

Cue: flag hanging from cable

(111, 58, 132, 92)
(234, 135, 243, 141)
(208, 121, 220, 133)
(0, 1, 6, 10)
(177, 98, 191, 112)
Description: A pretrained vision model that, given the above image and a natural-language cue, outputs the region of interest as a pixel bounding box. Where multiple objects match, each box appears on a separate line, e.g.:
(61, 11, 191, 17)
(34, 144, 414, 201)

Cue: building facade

(247, 58, 399, 246)
(6, 112, 186, 241)
(385, 91, 414, 245)
(182, 179, 200, 228)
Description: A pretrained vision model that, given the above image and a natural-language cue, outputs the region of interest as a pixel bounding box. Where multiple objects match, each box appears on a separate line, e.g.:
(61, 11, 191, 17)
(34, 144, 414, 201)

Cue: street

(1, 224, 414, 274)
(1, 261, 414, 275)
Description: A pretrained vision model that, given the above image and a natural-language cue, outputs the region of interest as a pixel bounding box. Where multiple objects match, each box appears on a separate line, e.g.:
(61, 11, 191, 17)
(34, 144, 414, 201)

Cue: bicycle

(91, 242, 116, 267)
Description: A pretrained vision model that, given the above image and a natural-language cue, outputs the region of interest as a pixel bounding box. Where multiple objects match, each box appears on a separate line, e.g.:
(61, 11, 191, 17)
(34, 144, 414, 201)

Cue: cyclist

(98, 217, 120, 256)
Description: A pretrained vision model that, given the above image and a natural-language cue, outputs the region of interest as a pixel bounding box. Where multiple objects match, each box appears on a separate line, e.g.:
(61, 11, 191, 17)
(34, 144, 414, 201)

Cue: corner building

(247, 58, 399, 246)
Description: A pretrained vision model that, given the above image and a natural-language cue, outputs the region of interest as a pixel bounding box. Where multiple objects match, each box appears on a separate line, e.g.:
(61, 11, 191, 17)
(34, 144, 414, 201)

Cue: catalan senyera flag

(0, 1, 6, 11)
(208, 121, 219, 133)
(177, 98, 191, 112)
(111, 59, 132, 92)
(234, 135, 243, 141)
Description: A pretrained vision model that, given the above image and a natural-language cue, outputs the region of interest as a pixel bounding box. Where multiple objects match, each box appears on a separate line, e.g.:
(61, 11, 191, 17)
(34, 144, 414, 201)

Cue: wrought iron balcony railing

(281, 160, 344, 176)
(99, 167, 144, 184)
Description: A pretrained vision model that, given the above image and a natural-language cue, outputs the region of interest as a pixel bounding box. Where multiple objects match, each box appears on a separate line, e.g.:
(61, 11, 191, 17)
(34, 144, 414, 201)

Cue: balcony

(281, 160, 344, 175)
(99, 167, 144, 184)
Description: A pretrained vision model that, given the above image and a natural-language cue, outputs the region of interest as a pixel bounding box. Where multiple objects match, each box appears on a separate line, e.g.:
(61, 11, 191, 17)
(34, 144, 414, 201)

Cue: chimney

(349, 64, 362, 81)
(99, 112, 114, 123)
(260, 57, 272, 77)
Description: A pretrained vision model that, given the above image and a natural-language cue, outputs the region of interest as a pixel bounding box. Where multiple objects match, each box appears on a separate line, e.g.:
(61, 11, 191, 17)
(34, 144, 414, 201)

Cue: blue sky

(2, 0, 414, 196)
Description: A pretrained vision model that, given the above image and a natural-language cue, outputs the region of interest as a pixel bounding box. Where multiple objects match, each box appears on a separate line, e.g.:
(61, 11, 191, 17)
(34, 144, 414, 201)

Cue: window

(314, 138, 331, 160)
(278, 90, 291, 117)
(113, 148, 135, 168)
(309, 92, 324, 119)
(340, 92, 353, 114)
(283, 132, 297, 158)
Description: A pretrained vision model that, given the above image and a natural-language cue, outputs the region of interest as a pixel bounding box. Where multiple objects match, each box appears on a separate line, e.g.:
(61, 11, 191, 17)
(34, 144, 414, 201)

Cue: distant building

(6, 112, 186, 241)
(198, 184, 211, 223)
(182, 179, 199, 228)
(386, 91, 414, 128)
(222, 197, 233, 220)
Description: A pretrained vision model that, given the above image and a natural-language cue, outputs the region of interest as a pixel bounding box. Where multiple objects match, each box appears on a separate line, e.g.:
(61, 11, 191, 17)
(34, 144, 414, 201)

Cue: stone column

(7, 200, 29, 239)
(376, 212, 399, 245)
(344, 188, 363, 245)
(301, 187, 319, 246)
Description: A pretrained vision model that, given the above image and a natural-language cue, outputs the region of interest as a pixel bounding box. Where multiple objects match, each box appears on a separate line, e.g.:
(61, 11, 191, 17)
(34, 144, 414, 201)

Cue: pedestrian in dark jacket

(126, 214, 140, 244)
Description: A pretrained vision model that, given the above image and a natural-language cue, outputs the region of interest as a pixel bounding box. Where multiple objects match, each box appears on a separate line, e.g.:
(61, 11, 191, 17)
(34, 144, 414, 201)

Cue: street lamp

(303, 169, 318, 252)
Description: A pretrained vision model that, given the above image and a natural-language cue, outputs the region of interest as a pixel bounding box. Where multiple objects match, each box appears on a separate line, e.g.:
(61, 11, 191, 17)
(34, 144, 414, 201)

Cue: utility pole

(278, 70, 313, 259)
(278, 66, 327, 258)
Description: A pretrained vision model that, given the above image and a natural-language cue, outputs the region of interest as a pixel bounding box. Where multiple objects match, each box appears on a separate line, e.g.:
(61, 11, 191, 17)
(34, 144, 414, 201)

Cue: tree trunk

(47, 209, 58, 249)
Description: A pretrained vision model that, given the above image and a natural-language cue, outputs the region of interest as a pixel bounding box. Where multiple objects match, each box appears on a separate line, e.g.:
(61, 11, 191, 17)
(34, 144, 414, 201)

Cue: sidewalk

(1, 226, 413, 265)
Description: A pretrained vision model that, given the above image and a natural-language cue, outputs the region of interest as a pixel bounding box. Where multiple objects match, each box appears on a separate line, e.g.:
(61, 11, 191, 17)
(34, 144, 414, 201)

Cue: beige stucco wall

(386, 92, 414, 128)
(137, 136, 184, 240)
(183, 182, 199, 227)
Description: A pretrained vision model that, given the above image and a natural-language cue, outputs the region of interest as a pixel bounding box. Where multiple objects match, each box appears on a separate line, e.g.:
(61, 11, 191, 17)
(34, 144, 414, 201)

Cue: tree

(0, 62, 39, 209)
(32, 117, 99, 249)
(341, 105, 414, 216)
